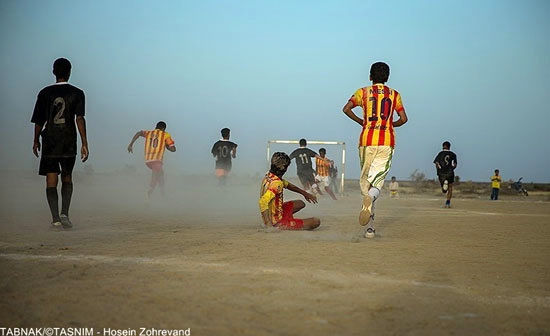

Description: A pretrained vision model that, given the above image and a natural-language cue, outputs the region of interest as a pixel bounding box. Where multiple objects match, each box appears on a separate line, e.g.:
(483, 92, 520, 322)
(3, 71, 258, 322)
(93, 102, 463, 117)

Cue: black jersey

(31, 83, 85, 158)
(211, 140, 237, 170)
(433, 150, 457, 174)
(289, 147, 317, 173)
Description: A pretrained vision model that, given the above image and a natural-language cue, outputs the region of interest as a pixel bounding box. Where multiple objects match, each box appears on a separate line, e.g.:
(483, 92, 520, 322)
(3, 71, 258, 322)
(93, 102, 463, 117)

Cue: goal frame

(266, 140, 346, 194)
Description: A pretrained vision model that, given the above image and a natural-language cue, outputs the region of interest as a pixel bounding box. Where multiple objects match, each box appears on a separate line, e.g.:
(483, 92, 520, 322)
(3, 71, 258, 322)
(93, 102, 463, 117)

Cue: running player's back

(349, 84, 404, 147)
(289, 147, 316, 172)
(211, 140, 237, 167)
(143, 129, 174, 162)
(434, 150, 457, 173)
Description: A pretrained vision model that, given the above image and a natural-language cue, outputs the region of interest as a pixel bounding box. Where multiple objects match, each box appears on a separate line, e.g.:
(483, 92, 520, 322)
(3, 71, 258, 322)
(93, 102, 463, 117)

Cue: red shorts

(275, 202, 304, 230)
(215, 168, 228, 177)
(146, 161, 163, 172)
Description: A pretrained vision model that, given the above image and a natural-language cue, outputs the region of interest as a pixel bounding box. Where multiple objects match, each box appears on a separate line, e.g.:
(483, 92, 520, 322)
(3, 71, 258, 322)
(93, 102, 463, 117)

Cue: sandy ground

(1, 170, 550, 335)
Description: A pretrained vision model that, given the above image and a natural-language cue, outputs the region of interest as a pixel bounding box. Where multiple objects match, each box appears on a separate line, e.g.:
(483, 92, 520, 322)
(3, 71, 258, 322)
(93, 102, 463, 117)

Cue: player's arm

(433, 155, 442, 170)
(32, 124, 43, 157)
(393, 109, 408, 127)
(231, 144, 237, 158)
(166, 144, 176, 152)
(76, 116, 89, 162)
(31, 92, 46, 157)
(127, 131, 144, 153)
(165, 136, 176, 152)
(74, 91, 89, 162)
(342, 101, 364, 126)
(259, 191, 275, 227)
(286, 182, 318, 204)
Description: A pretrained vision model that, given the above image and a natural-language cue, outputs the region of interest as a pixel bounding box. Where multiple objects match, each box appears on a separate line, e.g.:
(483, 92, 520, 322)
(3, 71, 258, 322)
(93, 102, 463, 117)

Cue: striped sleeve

(349, 88, 363, 108)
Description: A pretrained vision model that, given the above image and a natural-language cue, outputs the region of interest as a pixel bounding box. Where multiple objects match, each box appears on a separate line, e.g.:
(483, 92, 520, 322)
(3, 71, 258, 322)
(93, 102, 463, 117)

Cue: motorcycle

(510, 177, 529, 196)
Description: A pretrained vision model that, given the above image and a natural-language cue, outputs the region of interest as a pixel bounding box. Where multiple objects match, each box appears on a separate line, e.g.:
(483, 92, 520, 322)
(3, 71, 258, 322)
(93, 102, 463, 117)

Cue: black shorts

(39, 156, 76, 176)
(438, 172, 455, 186)
(297, 170, 316, 187)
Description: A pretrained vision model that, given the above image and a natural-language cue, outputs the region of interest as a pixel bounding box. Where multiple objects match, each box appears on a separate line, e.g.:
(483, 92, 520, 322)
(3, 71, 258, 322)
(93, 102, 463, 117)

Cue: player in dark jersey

(433, 141, 457, 208)
(289, 139, 321, 194)
(31, 58, 88, 229)
(211, 128, 237, 186)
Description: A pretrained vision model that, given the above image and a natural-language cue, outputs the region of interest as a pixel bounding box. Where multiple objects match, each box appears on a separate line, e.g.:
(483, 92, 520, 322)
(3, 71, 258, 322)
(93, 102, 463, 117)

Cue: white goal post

(266, 140, 346, 194)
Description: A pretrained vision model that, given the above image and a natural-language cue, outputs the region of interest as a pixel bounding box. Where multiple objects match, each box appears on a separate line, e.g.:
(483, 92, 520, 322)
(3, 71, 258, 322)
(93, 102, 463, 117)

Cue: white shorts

(315, 175, 331, 188)
(359, 146, 394, 192)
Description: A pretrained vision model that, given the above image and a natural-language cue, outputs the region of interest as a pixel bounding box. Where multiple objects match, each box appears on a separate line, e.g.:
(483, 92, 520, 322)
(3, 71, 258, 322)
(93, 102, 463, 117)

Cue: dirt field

(1, 170, 549, 335)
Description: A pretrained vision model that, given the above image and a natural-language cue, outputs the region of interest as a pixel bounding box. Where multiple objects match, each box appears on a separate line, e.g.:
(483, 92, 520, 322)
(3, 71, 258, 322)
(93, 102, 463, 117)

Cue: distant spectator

(389, 176, 399, 198)
(491, 169, 502, 200)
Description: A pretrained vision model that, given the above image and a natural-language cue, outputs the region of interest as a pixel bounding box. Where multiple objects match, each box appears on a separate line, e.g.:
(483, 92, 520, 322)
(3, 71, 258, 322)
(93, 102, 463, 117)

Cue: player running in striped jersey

(342, 62, 408, 238)
(127, 121, 176, 198)
(315, 148, 337, 200)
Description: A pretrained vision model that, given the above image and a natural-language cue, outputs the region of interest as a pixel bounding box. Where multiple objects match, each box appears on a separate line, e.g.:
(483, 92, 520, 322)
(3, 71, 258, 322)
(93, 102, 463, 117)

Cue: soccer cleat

(442, 180, 449, 193)
(60, 214, 73, 229)
(51, 221, 63, 230)
(359, 195, 373, 226)
(365, 227, 375, 239)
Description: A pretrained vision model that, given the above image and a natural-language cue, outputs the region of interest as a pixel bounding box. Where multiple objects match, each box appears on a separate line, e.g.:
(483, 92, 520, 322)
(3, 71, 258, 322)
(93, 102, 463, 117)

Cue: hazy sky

(1, 0, 549, 182)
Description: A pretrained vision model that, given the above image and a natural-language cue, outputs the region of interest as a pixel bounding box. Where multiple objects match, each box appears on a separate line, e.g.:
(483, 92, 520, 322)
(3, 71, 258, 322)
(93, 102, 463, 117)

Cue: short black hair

(370, 62, 390, 83)
(270, 152, 290, 177)
(156, 121, 167, 130)
(442, 141, 451, 149)
(391, 176, 396, 180)
(495, 169, 500, 173)
(299, 139, 307, 147)
(221, 128, 230, 139)
(319, 148, 326, 154)
(53, 58, 71, 80)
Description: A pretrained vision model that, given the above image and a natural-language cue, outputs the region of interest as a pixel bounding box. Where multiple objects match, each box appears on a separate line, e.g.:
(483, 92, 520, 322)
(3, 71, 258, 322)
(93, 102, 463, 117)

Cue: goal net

(266, 140, 347, 194)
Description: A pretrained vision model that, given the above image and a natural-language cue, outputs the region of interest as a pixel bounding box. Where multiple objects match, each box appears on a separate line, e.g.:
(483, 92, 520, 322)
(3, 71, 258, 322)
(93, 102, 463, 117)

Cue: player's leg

(290, 199, 305, 213)
(358, 146, 375, 197)
(59, 157, 76, 228)
(446, 183, 453, 207)
(147, 163, 160, 198)
(158, 169, 165, 196)
(46, 173, 61, 228)
(362, 146, 393, 237)
(495, 188, 499, 200)
(301, 217, 321, 230)
(298, 173, 311, 192)
(313, 175, 324, 195)
(40, 157, 62, 228)
(322, 177, 337, 200)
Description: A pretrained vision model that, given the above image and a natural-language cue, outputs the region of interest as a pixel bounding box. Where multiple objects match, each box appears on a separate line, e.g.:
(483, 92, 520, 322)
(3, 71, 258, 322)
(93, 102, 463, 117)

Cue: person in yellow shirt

(389, 176, 399, 198)
(259, 152, 320, 230)
(491, 169, 501, 200)
(127, 121, 176, 198)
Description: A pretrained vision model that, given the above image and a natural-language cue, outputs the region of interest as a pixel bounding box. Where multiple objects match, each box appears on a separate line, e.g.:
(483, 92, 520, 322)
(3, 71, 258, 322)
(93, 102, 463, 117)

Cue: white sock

(368, 187, 380, 201)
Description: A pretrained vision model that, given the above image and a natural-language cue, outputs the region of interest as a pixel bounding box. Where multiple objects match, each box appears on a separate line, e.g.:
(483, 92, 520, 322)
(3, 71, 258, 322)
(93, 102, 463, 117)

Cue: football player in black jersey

(289, 139, 323, 194)
(433, 141, 457, 208)
(31, 58, 89, 229)
(211, 128, 237, 186)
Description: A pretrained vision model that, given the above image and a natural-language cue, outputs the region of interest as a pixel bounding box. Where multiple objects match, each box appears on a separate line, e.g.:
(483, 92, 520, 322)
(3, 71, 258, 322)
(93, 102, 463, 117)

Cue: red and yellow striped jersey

(142, 129, 175, 162)
(259, 172, 289, 224)
(349, 84, 405, 147)
(316, 157, 331, 177)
